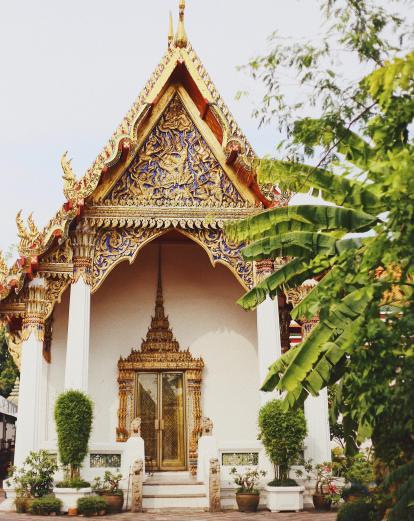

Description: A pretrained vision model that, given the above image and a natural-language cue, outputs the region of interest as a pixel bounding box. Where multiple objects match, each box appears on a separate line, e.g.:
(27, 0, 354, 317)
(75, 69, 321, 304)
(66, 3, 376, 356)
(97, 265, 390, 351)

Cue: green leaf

(226, 204, 377, 243)
(277, 287, 374, 393)
(258, 160, 384, 214)
(242, 231, 362, 261)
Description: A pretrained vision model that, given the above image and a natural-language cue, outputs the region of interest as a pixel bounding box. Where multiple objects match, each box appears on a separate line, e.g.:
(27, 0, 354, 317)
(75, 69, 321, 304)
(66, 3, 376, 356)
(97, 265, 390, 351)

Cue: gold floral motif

(92, 226, 252, 292)
(0, 251, 8, 285)
(22, 280, 48, 341)
(93, 227, 161, 292)
(5, 330, 22, 369)
(71, 225, 96, 285)
(190, 228, 253, 289)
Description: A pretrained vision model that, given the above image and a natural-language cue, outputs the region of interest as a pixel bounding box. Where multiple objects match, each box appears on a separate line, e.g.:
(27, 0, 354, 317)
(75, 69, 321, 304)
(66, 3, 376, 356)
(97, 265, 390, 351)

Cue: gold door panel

(161, 373, 185, 469)
(136, 372, 186, 471)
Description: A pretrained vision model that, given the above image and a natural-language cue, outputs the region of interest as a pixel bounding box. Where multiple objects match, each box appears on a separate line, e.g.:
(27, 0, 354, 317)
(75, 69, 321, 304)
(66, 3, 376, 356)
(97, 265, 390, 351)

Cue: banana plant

(225, 130, 384, 408)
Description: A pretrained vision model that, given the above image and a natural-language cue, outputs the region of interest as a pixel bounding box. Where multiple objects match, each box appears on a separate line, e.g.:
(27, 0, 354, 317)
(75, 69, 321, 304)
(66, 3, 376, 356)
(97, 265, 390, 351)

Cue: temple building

(0, 1, 330, 509)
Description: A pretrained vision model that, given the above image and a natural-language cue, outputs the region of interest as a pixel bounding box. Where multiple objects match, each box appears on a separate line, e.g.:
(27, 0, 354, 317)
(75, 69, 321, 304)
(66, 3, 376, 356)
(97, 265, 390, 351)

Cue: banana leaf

(304, 315, 366, 394)
(291, 270, 337, 320)
(336, 127, 375, 170)
(278, 286, 374, 392)
(226, 204, 377, 243)
(258, 159, 384, 214)
(242, 231, 363, 261)
(260, 346, 298, 392)
(237, 255, 337, 310)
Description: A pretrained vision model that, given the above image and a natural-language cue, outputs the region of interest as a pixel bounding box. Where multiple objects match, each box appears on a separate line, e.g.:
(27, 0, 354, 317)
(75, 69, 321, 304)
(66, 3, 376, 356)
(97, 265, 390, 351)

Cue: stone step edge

(143, 508, 209, 513)
(143, 493, 207, 498)
(144, 481, 204, 486)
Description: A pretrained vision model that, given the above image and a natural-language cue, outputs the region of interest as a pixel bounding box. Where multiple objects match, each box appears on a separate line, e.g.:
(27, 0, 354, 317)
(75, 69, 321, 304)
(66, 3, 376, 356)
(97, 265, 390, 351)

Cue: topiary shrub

(54, 390, 93, 480)
(337, 500, 378, 521)
(258, 399, 307, 484)
(29, 495, 62, 515)
(77, 495, 106, 517)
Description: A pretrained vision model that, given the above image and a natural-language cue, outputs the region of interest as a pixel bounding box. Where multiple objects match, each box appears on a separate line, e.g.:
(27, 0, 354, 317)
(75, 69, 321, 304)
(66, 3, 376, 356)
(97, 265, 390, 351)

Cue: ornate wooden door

(136, 372, 186, 471)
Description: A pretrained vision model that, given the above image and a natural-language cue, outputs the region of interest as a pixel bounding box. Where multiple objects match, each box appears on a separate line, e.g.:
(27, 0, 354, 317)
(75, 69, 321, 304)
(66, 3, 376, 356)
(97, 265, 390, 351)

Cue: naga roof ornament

(16, 211, 42, 255)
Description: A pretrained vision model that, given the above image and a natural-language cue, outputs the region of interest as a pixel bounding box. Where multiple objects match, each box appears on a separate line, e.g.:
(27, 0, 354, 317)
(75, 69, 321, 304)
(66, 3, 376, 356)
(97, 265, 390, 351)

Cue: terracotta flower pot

(23, 498, 35, 513)
(67, 507, 78, 516)
(313, 494, 332, 511)
(101, 493, 123, 514)
(236, 492, 260, 512)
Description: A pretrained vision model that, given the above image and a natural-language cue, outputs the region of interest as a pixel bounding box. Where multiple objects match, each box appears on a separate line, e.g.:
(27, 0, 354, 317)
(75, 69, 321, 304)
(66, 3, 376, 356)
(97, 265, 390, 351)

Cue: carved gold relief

(5, 331, 22, 369)
(93, 227, 161, 292)
(22, 279, 48, 341)
(92, 225, 252, 293)
(107, 95, 244, 208)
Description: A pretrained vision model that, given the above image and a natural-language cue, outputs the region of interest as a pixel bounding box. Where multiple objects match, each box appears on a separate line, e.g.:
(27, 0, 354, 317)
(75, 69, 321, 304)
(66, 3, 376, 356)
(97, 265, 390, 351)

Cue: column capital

(22, 278, 48, 342)
(72, 224, 96, 285)
(301, 316, 320, 339)
(254, 259, 274, 284)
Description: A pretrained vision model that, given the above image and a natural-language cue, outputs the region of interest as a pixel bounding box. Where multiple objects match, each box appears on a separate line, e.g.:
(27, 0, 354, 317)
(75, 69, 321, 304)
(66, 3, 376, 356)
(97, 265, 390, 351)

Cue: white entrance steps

(142, 471, 208, 511)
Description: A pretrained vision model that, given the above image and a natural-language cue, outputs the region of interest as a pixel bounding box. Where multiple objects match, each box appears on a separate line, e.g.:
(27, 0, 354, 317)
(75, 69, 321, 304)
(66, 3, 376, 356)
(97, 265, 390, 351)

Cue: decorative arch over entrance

(117, 253, 204, 475)
(90, 224, 253, 293)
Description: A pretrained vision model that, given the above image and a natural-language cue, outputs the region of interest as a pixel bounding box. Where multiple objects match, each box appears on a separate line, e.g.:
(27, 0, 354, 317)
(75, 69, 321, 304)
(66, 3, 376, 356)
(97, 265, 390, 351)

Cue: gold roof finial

(175, 0, 188, 48)
(168, 11, 174, 48)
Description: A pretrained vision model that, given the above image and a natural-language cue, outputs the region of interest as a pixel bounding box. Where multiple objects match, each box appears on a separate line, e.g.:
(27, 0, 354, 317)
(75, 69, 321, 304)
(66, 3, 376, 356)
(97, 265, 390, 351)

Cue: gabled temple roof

(0, 0, 271, 303)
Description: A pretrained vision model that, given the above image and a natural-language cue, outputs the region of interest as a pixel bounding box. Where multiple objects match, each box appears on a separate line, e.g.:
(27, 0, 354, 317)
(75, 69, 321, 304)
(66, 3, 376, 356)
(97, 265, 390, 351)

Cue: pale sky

(0, 0, 396, 255)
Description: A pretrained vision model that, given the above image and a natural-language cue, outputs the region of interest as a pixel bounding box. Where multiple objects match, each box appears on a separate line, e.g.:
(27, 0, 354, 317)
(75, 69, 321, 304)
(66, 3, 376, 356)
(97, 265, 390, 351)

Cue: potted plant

(92, 470, 124, 513)
(11, 450, 58, 512)
(53, 390, 93, 512)
(302, 461, 341, 511)
(229, 467, 266, 512)
(77, 495, 107, 517)
(258, 399, 307, 512)
(29, 495, 63, 515)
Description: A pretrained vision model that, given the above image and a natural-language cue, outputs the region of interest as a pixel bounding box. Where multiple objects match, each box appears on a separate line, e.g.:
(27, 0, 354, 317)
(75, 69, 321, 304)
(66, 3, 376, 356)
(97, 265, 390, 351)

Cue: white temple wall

(44, 239, 260, 453)
(88, 240, 259, 446)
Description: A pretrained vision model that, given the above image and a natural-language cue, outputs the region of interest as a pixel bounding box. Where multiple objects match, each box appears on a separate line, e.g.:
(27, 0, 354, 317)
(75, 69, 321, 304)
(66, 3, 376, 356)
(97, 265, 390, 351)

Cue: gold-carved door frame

(117, 358, 203, 474)
(116, 259, 204, 475)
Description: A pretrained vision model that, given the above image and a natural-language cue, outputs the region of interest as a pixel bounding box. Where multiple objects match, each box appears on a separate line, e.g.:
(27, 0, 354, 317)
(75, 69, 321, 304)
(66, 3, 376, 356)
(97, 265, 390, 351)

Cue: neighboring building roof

(0, 394, 18, 417)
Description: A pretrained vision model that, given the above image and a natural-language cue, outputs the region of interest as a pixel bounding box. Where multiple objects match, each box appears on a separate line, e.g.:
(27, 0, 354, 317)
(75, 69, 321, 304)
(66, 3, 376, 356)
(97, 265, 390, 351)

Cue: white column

(255, 261, 282, 405)
(305, 389, 331, 463)
(301, 316, 331, 463)
(14, 279, 47, 468)
(64, 224, 95, 393)
(64, 277, 91, 392)
(14, 334, 46, 467)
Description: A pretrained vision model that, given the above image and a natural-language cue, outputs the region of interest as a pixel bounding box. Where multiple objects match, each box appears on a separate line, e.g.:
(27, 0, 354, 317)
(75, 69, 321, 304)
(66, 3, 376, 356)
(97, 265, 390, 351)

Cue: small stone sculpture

(130, 417, 141, 437)
(209, 458, 221, 512)
(202, 416, 213, 436)
(131, 458, 144, 512)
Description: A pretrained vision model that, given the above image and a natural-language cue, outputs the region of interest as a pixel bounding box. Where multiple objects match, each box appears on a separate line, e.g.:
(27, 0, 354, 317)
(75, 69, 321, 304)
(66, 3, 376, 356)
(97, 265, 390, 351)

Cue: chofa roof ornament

(175, 0, 188, 48)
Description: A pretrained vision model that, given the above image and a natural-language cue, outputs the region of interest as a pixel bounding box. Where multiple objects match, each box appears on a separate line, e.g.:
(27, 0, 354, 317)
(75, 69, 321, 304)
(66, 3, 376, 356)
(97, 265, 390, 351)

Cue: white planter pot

(53, 487, 92, 512)
(265, 485, 304, 512)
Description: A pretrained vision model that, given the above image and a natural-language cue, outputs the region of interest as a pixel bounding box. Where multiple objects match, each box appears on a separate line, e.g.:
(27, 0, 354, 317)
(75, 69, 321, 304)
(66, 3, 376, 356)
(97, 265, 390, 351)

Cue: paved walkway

(0, 511, 337, 521)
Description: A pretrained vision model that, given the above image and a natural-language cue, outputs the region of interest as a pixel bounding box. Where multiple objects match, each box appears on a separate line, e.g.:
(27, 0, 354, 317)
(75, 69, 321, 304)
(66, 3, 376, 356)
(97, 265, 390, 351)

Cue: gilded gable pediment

(105, 94, 245, 208)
